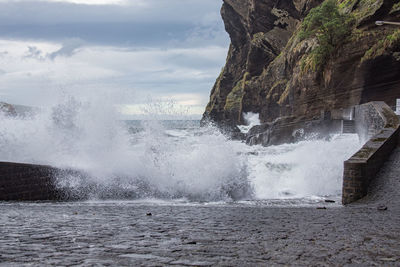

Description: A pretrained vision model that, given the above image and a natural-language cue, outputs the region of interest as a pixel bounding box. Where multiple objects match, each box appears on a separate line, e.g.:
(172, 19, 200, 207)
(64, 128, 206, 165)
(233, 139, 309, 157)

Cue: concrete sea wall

(0, 162, 87, 201)
(0, 162, 61, 201)
(342, 102, 400, 205)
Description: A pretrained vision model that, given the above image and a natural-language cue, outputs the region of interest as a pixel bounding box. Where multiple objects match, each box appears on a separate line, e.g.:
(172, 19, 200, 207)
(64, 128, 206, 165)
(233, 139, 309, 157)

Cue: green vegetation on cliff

(299, 0, 353, 72)
(392, 2, 400, 14)
(224, 74, 247, 113)
(362, 29, 400, 62)
(339, 0, 387, 23)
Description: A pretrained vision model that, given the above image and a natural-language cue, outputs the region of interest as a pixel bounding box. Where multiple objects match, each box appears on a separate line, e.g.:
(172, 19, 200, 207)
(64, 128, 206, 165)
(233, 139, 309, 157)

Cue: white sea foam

(0, 96, 362, 202)
(244, 134, 360, 199)
(238, 112, 261, 134)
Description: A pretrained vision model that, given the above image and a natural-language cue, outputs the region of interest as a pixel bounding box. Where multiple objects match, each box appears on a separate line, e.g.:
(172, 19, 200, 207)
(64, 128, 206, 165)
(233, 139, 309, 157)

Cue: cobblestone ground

(0, 149, 400, 266)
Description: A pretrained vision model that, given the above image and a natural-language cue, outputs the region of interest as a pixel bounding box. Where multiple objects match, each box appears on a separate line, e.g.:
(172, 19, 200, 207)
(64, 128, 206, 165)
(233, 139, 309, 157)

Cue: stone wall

(0, 162, 62, 201)
(342, 102, 400, 205)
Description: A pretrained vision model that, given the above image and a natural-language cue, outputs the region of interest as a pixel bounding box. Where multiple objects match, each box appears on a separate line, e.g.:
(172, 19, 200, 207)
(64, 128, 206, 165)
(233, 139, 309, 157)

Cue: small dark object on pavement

(377, 205, 388, 211)
(316, 207, 327, 210)
(146, 213, 152, 216)
(325, 200, 335, 203)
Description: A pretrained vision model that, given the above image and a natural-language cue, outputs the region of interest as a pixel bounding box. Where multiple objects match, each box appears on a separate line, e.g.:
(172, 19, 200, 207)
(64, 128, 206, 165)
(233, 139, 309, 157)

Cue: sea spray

(135, 119, 251, 200)
(0, 96, 251, 201)
(237, 112, 261, 134)
(245, 134, 361, 200)
(0, 96, 362, 202)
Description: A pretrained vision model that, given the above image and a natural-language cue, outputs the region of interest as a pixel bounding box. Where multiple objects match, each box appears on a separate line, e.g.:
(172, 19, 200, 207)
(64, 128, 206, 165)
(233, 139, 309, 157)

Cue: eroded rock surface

(203, 0, 400, 129)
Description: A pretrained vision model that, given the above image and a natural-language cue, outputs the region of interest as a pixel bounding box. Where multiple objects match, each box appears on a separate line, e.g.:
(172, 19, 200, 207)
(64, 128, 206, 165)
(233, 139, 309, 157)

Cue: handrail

(376, 21, 400, 26)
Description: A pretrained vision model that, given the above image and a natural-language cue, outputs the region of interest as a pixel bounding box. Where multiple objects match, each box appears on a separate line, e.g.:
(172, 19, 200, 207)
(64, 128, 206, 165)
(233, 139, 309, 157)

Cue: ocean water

(0, 97, 362, 206)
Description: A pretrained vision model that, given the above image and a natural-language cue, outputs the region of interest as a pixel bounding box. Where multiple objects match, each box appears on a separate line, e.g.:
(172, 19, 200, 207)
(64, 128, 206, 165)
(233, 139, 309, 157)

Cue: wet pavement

(1, 148, 400, 266)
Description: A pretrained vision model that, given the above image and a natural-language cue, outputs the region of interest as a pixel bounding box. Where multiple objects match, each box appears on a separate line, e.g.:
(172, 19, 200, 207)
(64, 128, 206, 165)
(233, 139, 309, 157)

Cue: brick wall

(342, 102, 400, 204)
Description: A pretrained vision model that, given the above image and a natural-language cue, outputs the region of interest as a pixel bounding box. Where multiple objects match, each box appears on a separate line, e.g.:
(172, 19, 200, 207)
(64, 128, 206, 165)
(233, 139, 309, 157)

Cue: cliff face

(203, 0, 400, 127)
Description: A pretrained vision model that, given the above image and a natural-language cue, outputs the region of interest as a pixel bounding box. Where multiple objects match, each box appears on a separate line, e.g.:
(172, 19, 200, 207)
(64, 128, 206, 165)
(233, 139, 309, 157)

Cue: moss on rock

(361, 29, 400, 62)
(224, 78, 245, 113)
(391, 2, 400, 14)
(352, 0, 384, 22)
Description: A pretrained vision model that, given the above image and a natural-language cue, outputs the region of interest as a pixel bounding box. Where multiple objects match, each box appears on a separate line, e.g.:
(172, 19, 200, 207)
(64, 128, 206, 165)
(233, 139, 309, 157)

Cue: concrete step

(342, 120, 356, 134)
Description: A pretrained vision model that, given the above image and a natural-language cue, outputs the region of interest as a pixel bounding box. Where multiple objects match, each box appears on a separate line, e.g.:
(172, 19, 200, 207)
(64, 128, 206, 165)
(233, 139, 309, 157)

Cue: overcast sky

(0, 0, 229, 118)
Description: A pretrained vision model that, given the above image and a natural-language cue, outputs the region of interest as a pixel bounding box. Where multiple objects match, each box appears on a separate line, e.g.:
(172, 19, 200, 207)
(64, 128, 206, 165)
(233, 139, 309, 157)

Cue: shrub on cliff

(299, 0, 353, 72)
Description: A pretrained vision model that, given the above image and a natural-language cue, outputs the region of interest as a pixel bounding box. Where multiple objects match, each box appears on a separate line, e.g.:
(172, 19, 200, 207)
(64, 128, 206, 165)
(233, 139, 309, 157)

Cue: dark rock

(316, 207, 326, 210)
(246, 117, 342, 146)
(324, 200, 336, 203)
(146, 213, 152, 216)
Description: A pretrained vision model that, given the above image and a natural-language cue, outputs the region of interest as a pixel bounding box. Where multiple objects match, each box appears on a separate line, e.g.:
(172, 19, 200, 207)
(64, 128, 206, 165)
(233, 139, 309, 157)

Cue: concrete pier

(342, 102, 400, 204)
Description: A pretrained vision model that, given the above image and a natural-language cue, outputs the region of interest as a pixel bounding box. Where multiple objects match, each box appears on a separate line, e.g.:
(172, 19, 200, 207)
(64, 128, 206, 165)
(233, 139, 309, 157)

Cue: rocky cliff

(203, 0, 400, 132)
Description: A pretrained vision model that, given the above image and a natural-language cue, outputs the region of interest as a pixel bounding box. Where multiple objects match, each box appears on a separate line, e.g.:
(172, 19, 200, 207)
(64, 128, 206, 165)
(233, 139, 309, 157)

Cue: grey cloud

(24, 46, 46, 60)
(2, 23, 196, 47)
(22, 39, 84, 61)
(0, 0, 227, 48)
(0, 0, 228, 112)
(184, 25, 228, 47)
(0, 0, 222, 24)
(164, 52, 226, 70)
(47, 38, 84, 60)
